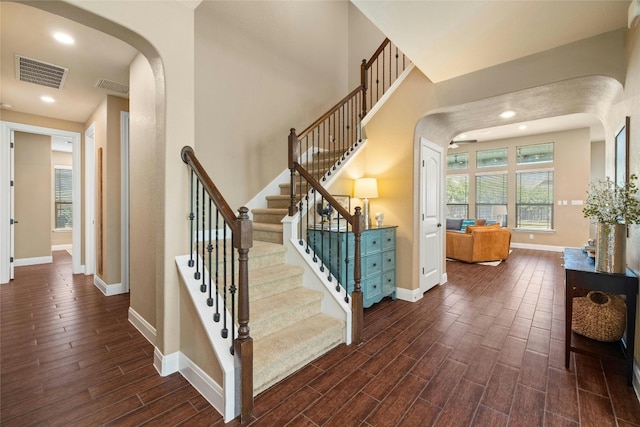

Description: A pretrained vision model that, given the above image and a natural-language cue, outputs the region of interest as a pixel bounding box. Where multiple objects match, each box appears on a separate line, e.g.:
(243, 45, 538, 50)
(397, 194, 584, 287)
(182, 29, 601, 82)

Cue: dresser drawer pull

(372, 263, 377, 267)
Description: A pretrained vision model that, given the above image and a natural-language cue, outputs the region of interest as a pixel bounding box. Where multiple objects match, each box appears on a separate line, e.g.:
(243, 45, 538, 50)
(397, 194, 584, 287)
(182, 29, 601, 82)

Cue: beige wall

(606, 22, 640, 376)
(52, 150, 73, 247)
(33, 0, 196, 359)
(446, 128, 591, 248)
(331, 68, 438, 292)
(129, 53, 157, 329)
(1, 110, 85, 264)
(14, 132, 51, 260)
(194, 1, 350, 208)
(84, 95, 128, 285)
(347, 2, 385, 89)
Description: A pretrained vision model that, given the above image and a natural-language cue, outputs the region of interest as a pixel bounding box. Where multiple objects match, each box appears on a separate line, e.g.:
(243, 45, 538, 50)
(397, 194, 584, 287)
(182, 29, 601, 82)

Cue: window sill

(512, 228, 555, 234)
(53, 228, 72, 232)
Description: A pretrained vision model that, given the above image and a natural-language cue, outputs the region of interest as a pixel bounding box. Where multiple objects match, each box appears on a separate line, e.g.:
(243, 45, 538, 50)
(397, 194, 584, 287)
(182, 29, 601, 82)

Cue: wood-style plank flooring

(2, 249, 639, 426)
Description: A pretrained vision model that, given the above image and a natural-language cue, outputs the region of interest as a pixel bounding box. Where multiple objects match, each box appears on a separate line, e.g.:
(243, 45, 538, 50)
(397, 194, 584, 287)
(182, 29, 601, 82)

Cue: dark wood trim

(297, 86, 364, 139)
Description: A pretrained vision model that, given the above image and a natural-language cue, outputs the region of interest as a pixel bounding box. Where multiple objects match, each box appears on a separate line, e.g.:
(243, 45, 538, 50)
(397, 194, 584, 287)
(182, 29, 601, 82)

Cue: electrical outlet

(529, 234, 534, 240)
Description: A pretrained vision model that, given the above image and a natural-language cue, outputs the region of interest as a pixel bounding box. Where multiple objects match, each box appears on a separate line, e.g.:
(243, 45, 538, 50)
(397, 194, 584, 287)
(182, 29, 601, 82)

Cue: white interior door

(420, 138, 442, 294)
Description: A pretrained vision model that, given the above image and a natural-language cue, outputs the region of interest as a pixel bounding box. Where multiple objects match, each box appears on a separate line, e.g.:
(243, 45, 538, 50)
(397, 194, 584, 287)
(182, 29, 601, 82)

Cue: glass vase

(595, 223, 627, 274)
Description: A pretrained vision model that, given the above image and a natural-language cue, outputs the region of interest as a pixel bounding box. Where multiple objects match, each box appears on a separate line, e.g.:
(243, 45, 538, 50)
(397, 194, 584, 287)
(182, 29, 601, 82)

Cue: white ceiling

(353, 0, 630, 143)
(0, 2, 138, 123)
(0, 1, 631, 141)
(352, 1, 630, 84)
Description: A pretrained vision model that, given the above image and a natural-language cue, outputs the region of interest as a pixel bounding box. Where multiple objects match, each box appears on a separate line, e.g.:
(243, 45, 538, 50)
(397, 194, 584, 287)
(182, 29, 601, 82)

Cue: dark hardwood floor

(2, 249, 639, 426)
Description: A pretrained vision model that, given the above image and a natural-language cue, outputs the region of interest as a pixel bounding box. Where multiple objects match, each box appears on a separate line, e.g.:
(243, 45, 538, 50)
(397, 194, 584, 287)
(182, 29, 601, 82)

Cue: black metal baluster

(298, 167, 304, 246)
(230, 231, 236, 355)
(344, 222, 350, 303)
(214, 209, 220, 322)
(188, 170, 195, 267)
(395, 45, 399, 81)
(207, 197, 213, 306)
(221, 220, 228, 339)
(194, 180, 201, 280)
(201, 186, 206, 292)
(382, 46, 386, 94)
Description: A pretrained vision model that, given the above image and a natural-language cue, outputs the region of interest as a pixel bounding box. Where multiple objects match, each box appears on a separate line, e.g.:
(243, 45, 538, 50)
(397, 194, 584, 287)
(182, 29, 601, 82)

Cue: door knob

(437, 223, 442, 227)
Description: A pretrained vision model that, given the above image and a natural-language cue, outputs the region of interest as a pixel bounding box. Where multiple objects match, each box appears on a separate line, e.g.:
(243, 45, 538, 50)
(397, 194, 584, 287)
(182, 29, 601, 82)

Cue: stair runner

(250, 150, 346, 395)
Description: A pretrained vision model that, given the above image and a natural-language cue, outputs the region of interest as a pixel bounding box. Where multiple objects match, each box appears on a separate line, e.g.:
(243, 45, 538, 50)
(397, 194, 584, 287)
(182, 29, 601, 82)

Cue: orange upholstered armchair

(446, 224, 511, 263)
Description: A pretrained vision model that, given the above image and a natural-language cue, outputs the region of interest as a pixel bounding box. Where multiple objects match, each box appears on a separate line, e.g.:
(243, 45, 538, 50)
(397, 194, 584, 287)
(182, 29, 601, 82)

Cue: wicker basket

(572, 291, 626, 342)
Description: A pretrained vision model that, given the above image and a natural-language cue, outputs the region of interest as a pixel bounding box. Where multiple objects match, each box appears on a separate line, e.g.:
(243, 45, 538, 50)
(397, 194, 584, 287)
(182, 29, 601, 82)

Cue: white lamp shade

(353, 178, 378, 199)
(492, 205, 507, 216)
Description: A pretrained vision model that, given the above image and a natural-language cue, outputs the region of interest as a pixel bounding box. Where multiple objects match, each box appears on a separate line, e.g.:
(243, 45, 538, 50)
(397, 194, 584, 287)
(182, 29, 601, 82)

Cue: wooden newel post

(360, 59, 368, 118)
(288, 128, 299, 217)
(351, 207, 365, 345)
(233, 207, 254, 423)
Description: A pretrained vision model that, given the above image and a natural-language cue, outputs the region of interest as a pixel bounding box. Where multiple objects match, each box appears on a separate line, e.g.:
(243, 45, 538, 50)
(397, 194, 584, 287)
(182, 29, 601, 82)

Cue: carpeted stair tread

(253, 313, 345, 395)
(249, 264, 304, 300)
(250, 287, 323, 339)
(252, 208, 288, 224)
(253, 223, 284, 244)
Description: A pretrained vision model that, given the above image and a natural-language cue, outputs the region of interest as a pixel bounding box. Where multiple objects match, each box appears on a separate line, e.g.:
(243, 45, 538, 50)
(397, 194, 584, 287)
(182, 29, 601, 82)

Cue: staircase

(252, 149, 345, 244)
(250, 148, 347, 394)
(249, 240, 344, 394)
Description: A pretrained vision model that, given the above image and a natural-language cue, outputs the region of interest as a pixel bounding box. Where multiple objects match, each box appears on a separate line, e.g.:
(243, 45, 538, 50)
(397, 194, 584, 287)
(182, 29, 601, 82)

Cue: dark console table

(563, 248, 638, 386)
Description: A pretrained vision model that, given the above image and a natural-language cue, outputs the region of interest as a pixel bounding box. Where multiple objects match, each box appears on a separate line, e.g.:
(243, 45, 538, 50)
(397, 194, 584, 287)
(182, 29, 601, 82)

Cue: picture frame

(333, 195, 351, 216)
(615, 116, 630, 187)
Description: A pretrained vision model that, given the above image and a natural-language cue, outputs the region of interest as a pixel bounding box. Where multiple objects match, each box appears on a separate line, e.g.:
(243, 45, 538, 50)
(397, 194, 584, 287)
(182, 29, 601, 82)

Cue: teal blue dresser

(307, 226, 397, 308)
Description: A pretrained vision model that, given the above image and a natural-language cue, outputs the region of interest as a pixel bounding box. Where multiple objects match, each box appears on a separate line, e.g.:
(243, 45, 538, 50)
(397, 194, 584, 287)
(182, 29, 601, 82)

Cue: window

(55, 166, 72, 229)
(477, 148, 507, 168)
(446, 174, 469, 218)
(446, 153, 468, 170)
(516, 170, 554, 229)
(517, 142, 553, 165)
(476, 173, 507, 222)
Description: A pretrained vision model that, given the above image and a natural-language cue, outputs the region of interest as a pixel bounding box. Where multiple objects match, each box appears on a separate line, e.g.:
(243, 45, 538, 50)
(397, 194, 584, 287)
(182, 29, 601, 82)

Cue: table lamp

(354, 178, 378, 229)
(492, 205, 507, 227)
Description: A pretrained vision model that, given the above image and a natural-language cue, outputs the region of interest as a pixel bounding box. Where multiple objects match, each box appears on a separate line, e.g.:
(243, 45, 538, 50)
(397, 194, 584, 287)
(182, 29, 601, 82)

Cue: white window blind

(55, 167, 72, 228)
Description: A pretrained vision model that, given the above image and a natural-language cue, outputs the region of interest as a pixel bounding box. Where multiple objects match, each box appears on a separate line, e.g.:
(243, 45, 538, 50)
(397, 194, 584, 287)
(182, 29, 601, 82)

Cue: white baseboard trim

(510, 242, 564, 252)
(93, 276, 126, 296)
(180, 353, 230, 422)
(51, 244, 72, 251)
(154, 348, 180, 377)
(396, 287, 423, 303)
(151, 349, 231, 422)
(14, 256, 52, 267)
(128, 307, 156, 346)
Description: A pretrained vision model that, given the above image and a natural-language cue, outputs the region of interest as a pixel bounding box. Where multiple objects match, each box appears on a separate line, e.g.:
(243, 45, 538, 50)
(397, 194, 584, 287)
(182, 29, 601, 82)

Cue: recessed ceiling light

(41, 96, 55, 103)
(53, 32, 75, 45)
(499, 110, 516, 119)
(519, 125, 527, 130)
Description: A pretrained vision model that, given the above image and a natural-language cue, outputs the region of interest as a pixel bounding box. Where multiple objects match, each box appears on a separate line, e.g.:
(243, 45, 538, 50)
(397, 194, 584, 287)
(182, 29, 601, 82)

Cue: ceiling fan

(449, 139, 477, 149)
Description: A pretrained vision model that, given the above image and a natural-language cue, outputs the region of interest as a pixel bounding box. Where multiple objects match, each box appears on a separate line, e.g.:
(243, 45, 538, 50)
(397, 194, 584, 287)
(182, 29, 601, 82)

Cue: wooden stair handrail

(298, 85, 364, 140)
(181, 145, 253, 423)
(363, 37, 390, 69)
(289, 155, 365, 344)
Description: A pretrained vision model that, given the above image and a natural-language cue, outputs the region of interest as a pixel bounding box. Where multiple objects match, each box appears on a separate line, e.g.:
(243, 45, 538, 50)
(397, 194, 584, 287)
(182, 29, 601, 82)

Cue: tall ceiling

(0, 1, 138, 124)
(353, 0, 631, 143)
(353, 0, 629, 84)
(0, 1, 632, 140)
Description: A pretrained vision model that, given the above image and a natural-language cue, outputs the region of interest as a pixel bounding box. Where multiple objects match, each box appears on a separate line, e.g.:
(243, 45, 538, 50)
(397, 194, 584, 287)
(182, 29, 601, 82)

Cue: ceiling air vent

(16, 55, 68, 89)
(95, 78, 129, 96)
